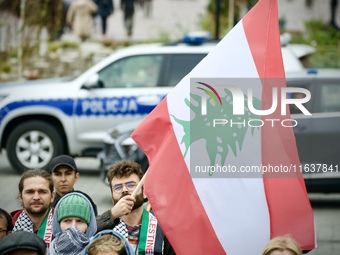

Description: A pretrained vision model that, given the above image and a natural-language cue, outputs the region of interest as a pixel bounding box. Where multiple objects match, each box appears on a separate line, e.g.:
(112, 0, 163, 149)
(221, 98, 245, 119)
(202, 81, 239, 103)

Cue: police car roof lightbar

(182, 31, 213, 45)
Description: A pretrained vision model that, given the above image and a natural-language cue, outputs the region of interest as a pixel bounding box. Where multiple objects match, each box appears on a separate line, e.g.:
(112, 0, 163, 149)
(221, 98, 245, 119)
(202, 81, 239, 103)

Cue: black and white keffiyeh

(12, 210, 34, 233)
(113, 218, 128, 238)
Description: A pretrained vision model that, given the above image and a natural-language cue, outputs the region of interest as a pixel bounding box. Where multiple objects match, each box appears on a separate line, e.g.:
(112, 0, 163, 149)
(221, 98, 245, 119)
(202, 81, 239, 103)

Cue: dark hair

(107, 160, 143, 192)
(0, 208, 13, 232)
(18, 169, 54, 195)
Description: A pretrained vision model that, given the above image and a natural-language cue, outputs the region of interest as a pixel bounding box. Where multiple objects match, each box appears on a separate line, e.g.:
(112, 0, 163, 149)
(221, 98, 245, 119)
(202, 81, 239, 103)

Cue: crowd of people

(61, 0, 152, 41)
(0, 154, 307, 255)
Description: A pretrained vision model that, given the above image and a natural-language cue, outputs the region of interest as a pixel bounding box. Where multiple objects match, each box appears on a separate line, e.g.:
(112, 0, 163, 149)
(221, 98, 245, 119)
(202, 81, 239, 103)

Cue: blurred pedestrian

(94, 0, 114, 37)
(10, 169, 55, 247)
(49, 191, 97, 255)
(121, 0, 137, 37)
(0, 208, 13, 240)
(83, 229, 134, 255)
(262, 236, 302, 255)
(139, 0, 152, 18)
(0, 230, 47, 255)
(56, 0, 74, 40)
(67, 0, 98, 41)
(330, 0, 340, 30)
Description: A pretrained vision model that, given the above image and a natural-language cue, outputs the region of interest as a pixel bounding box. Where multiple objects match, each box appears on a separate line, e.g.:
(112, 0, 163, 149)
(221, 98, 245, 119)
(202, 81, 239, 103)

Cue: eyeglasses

(0, 228, 8, 234)
(112, 181, 137, 193)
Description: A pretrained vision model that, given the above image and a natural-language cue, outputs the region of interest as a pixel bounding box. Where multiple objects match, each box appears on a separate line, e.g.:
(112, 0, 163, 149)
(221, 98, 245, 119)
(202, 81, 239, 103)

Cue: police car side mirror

(82, 73, 102, 89)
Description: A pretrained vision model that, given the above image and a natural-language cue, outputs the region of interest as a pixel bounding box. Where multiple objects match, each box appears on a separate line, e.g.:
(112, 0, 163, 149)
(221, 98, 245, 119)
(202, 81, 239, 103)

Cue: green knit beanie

(57, 194, 91, 225)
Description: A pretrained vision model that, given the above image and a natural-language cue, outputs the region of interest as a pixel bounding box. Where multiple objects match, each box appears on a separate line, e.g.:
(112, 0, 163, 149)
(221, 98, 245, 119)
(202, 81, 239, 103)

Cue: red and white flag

(132, 0, 316, 254)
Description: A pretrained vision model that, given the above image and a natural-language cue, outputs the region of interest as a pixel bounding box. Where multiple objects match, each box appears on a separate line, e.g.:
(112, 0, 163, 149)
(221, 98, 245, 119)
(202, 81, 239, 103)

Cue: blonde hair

(262, 236, 302, 255)
(87, 234, 127, 255)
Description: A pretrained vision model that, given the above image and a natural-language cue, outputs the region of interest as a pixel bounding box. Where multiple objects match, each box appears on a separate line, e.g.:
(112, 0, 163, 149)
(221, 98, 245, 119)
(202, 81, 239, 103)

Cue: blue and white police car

(0, 33, 314, 172)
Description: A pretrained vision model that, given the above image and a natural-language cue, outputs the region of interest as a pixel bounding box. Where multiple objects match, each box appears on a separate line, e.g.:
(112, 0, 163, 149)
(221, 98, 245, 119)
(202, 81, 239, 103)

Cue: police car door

(74, 54, 169, 148)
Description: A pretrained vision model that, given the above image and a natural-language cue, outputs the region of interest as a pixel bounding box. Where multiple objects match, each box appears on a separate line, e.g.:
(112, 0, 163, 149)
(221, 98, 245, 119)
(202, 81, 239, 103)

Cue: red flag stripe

(243, 0, 315, 250)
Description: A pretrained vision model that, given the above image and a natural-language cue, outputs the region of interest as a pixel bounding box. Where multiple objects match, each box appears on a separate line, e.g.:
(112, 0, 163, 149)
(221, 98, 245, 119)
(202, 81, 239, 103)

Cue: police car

(99, 68, 340, 193)
(0, 33, 314, 173)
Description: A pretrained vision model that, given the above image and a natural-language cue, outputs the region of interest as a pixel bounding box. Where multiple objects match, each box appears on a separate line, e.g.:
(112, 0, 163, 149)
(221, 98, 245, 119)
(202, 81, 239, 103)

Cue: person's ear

(51, 191, 56, 204)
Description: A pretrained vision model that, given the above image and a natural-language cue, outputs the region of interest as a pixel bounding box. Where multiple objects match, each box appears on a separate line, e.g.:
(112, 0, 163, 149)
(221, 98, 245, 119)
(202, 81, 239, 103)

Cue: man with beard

(96, 160, 175, 254)
(10, 169, 55, 247)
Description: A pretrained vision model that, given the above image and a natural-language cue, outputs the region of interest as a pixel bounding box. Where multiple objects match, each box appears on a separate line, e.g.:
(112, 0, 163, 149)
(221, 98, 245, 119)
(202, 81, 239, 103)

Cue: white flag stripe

(191, 21, 260, 79)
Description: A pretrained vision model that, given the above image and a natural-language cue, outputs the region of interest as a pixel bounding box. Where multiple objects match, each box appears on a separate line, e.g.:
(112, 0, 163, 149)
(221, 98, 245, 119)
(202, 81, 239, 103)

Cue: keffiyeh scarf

(13, 208, 53, 246)
(49, 227, 90, 255)
(13, 210, 34, 233)
(113, 209, 164, 255)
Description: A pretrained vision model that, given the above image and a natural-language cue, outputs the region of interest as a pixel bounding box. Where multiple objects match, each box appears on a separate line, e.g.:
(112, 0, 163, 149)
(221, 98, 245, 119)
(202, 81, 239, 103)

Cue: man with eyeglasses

(0, 208, 13, 240)
(96, 160, 175, 255)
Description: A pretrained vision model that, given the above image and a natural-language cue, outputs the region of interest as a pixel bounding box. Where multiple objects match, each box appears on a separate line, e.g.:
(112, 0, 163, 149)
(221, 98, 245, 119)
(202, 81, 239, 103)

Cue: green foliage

(48, 41, 79, 52)
(308, 45, 340, 68)
(202, 0, 257, 39)
(0, 62, 12, 73)
(290, 20, 340, 68)
(9, 49, 18, 59)
(0, 0, 63, 40)
(303, 20, 340, 46)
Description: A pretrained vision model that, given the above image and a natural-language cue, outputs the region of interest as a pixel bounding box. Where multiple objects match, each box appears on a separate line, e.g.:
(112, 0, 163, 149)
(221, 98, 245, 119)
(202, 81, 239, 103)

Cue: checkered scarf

(49, 227, 89, 255)
(113, 218, 129, 238)
(12, 210, 34, 233)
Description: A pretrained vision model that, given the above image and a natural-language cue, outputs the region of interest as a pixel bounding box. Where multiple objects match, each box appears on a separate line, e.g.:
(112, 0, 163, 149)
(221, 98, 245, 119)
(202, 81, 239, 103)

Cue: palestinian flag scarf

(13, 208, 53, 246)
(138, 208, 164, 255)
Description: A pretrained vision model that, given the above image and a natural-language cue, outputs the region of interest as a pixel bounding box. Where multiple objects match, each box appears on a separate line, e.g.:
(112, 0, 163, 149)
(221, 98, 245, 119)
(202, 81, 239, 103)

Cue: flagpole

(228, 0, 234, 32)
(132, 172, 147, 197)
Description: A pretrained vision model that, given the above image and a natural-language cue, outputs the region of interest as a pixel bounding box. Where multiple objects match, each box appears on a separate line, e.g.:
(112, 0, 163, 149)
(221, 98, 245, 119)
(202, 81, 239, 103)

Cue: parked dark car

(286, 68, 340, 193)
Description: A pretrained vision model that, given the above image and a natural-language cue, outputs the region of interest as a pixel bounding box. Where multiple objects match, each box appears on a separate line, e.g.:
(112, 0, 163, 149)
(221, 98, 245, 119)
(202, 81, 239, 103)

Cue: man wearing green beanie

(49, 191, 97, 255)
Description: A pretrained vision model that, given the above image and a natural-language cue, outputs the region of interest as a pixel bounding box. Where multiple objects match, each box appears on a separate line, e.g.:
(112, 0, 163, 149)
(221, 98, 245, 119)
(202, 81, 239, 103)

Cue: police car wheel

(6, 120, 64, 173)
